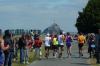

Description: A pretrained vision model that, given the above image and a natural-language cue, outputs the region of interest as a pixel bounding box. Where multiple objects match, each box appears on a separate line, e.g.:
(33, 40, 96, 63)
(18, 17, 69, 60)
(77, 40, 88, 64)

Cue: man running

(44, 33, 51, 59)
(77, 32, 86, 57)
(58, 32, 64, 58)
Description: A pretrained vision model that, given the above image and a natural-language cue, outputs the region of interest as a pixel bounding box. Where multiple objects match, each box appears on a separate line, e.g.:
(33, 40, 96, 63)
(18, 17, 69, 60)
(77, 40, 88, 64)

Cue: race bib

(91, 44, 95, 48)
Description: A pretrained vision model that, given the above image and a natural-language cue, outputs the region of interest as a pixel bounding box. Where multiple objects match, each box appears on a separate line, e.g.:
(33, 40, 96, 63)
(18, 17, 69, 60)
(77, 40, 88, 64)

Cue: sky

(0, 0, 88, 32)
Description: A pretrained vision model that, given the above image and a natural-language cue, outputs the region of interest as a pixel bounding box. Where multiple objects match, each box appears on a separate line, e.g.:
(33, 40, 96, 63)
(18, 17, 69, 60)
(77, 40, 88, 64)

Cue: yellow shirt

(78, 35, 86, 44)
(53, 38, 58, 45)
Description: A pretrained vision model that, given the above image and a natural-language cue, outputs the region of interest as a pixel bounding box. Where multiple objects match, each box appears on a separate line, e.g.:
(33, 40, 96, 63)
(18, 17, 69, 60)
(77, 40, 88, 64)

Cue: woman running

(66, 32, 72, 57)
(52, 35, 59, 58)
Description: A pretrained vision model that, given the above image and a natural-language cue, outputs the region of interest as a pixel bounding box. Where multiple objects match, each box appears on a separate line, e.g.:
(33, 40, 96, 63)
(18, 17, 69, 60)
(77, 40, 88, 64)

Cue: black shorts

(52, 45, 58, 49)
(78, 43, 84, 49)
(58, 45, 64, 48)
(45, 46, 50, 50)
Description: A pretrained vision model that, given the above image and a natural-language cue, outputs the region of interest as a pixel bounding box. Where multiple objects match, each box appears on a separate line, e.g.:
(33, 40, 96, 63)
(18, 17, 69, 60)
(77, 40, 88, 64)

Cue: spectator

(18, 34, 26, 64)
(3, 30, 14, 66)
(0, 34, 9, 66)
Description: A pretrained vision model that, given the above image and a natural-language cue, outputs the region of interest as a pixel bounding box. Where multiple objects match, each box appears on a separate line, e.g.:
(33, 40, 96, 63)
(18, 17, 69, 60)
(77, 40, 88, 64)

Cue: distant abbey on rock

(43, 23, 62, 34)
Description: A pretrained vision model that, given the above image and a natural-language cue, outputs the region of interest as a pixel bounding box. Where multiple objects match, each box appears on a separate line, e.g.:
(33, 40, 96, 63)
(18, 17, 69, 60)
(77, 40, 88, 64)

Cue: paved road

(29, 42, 91, 66)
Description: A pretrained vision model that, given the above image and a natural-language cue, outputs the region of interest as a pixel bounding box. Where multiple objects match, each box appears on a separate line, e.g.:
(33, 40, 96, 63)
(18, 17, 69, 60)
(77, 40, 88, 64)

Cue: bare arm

(1, 40, 9, 51)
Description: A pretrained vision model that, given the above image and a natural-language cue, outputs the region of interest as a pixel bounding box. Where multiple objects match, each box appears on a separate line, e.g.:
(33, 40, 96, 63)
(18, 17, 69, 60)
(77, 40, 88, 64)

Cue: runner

(87, 33, 96, 58)
(52, 35, 59, 58)
(66, 32, 73, 58)
(44, 33, 51, 59)
(58, 32, 64, 58)
(77, 32, 86, 57)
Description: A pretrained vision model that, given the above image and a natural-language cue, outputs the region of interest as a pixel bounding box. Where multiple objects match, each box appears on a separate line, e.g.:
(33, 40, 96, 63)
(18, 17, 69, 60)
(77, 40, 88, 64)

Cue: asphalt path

(29, 41, 91, 66)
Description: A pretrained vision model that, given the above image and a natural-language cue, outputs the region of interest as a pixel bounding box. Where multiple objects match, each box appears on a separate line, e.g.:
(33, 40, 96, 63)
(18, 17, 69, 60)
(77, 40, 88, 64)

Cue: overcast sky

(0, 0, 88, 32)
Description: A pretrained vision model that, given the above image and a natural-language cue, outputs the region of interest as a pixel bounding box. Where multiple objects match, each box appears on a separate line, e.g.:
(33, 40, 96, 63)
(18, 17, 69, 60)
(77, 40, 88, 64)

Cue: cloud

(0, 0, 88, 32)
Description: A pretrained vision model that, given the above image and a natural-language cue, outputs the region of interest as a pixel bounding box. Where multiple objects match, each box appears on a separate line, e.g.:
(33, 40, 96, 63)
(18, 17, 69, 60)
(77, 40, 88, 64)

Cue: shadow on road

(71, 62, 90, 66)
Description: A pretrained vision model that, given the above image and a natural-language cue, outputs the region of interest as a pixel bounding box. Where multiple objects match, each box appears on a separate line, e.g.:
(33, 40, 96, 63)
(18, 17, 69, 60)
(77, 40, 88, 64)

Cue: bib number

(91, 44, 95, 48)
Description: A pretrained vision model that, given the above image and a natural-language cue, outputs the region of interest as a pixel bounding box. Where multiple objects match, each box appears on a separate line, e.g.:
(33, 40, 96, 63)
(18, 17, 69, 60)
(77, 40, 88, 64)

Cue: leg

(46, 47, 49, 58)
(78, 44, 83, 57)
(15, 48, 18, 61)
(25, 49, 29, 64)
(69, 46, 72, 56)
(8, 52, 14, 66)
(67, 47, 70, 57)
(58, 46, 61, 58)
(4, 53, 9, 66)
(20, 48, 23, 63)
(20, 48, 25, 63)
(45, 47, 47, 58)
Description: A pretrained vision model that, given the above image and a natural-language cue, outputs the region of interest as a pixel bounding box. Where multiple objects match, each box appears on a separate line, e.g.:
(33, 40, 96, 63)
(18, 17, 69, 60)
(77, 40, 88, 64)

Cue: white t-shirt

(58, 35, 64, 45)
(44, 36, 51, 47)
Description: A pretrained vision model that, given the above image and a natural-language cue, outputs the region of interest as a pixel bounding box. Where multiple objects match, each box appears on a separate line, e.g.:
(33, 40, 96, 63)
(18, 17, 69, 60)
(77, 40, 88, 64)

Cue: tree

(75, 0, 100, 33)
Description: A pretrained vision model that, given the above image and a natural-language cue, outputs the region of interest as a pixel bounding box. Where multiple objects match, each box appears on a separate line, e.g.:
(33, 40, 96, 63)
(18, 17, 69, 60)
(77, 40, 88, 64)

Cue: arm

(1, 40, 9, 51)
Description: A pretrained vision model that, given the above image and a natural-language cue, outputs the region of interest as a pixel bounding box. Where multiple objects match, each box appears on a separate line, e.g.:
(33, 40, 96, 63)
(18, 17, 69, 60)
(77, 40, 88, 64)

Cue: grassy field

(12, 46, 45, 66)
(12, 50, 35, 66)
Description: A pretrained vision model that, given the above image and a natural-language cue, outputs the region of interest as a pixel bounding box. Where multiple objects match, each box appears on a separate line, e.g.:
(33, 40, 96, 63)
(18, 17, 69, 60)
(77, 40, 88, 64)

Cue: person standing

(18, 34, 26, 64)
(0, 34, 9, 66)
(13, 38, 19, 62)
(33, 33, 42, 60)
(3, 30, 14, 66)
(25, 34, 33, 64)
(95, 29, 100, 64)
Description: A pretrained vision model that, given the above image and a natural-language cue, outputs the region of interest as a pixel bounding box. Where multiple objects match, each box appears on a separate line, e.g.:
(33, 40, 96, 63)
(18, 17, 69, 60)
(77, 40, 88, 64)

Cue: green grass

(12, 49, 36, 66)
(12, 46, 45, 66)
(12, 35, 45, 66)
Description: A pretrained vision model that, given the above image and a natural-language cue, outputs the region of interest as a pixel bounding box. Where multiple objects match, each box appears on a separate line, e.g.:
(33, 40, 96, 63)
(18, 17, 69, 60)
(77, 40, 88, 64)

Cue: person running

(87, 33, 96, 58)
(66, 32, 73, 57)
(58, 32, 64, 58)
(0, 34, 9, 66)
(44, 33, 51, 59)
(77, 32, 86, 57)
(52, 35, 59, 58)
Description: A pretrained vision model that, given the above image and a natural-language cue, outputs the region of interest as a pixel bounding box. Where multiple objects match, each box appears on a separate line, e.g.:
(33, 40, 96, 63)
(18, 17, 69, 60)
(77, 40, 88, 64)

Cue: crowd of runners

(0, 29, 100, 66)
